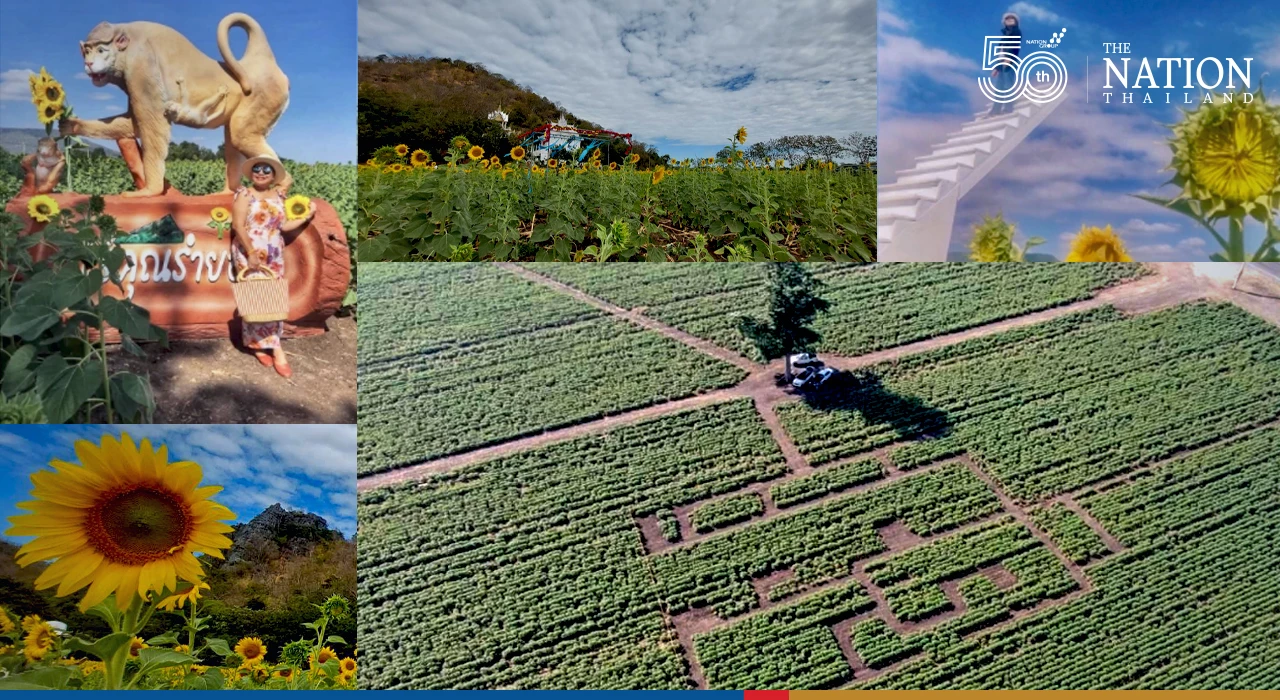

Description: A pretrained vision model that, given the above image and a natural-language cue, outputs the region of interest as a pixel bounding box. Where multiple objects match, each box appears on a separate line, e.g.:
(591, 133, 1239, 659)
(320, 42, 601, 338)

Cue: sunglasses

(251, 164, 274, 175)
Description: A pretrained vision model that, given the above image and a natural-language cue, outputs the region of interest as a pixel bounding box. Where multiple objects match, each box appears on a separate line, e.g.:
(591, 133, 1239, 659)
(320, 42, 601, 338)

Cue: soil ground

(112, 314, 357, 424)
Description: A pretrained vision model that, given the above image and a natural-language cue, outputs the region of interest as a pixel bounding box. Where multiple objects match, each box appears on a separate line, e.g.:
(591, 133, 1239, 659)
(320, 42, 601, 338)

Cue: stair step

(877, 201, 922, 220)
(915, 152, 978, 170)
(879, 183, 941, 203)
(891, 166, 965, 186)
(942, 128, 1008, 144)
(927, 140, 996, 158)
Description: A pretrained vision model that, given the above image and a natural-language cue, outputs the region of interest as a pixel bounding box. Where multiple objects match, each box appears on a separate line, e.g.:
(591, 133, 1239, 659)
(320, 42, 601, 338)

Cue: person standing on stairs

(987, 12, 1021, 117)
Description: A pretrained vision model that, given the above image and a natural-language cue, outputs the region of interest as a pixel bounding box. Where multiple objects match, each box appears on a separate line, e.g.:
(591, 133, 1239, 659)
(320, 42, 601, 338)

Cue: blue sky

(0, 425, 356, 548)
(880, 0, 1280, 261)
(358, 0, 876, 161)
(0, 0, 356, 164)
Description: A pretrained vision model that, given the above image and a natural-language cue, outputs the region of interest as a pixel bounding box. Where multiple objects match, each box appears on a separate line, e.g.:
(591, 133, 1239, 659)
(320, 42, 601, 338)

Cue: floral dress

(231, 186, 286, 350)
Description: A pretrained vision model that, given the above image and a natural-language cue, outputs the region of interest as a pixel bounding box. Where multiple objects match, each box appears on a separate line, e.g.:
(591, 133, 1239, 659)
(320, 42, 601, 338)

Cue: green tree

(737, 263, 831, 380)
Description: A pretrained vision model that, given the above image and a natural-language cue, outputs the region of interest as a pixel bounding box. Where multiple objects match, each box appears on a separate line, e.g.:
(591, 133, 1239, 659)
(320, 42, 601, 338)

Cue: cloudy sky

(0, 425, 356, 546)
(0, 0, 356, 163)
(880, 0, 1280, 261)
(359, 0, 876, 161)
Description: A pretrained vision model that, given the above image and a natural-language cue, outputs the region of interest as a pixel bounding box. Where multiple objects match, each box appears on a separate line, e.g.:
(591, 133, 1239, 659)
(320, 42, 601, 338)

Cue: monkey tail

(217, 13, 275, 96)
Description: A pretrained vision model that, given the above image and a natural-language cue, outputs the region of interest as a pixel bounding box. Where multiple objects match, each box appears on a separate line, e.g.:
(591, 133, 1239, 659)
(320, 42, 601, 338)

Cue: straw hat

(241, 154, 285, 182)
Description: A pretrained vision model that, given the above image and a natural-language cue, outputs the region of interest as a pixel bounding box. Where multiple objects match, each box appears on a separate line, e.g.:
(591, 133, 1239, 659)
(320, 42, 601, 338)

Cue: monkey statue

(19, 138, 66, 196)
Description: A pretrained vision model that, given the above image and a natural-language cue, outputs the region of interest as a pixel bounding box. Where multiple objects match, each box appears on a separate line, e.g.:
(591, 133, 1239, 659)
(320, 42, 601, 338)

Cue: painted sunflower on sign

(26, 194, 59, 223)
(5, 433, 236, 612)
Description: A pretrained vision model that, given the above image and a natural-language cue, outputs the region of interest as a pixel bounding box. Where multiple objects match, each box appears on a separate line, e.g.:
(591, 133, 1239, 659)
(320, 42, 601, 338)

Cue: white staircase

(878, 96, 1067, 261)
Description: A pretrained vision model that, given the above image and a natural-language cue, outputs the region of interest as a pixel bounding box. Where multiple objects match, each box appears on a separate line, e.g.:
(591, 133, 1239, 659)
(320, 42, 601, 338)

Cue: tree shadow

(799, 370, 952, 440)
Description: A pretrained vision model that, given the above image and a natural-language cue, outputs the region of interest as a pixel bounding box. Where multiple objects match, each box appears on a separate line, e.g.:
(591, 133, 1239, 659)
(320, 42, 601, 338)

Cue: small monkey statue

(19, 137, 66, 196)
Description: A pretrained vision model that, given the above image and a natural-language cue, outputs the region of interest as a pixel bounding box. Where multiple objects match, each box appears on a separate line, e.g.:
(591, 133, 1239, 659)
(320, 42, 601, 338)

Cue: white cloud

(1130, 236, 1209, 261)
(73, 72, 90, 81)
(0, 69, 34, 101)
(1008, 2, 1062, 24)
(1118, 218, 1178, 236)
(358, 0, 877, 143)
(89, 93, 114, 101)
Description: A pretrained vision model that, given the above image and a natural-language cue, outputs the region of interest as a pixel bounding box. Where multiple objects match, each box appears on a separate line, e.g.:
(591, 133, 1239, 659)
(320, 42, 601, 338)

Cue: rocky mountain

(219, 503, 344, 567)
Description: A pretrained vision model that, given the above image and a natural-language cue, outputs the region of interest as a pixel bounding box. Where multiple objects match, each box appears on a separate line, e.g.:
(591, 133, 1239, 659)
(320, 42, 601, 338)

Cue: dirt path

(497, 263, 759, 371)
(113, 314, 356, 424)
(1057, 494, 1126, 554)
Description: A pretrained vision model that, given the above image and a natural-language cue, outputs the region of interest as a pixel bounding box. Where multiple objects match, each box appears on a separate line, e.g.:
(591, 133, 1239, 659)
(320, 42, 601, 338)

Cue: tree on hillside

(737, 264, 831, 381)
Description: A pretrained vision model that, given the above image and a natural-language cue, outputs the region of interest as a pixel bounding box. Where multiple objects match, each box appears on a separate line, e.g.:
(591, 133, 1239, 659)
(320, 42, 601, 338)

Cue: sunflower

(235, 637, 267, 667)
(28, 68, 55, 104)
(311, 646, 338, 669)
(735, 126, 748, 144)
(284, 195, 311, 221)
(1166, 92, 1280, 221)
(410, 149, 431, 166)
(490, 155, 500, 167)
(0, 606, 13, 634)
(548, 158, 558, 168)
(209, 207, 231, 224)
(337, 670, 356, 687)
(6, 434, 236, 613)
(510, 146, 526, 161)
(627, 153, 640, 165)
(158, 581, 209, 611)
(651, 169, 666, 185)
(365, 158, 377, 166)
(274, 667, 295, 680)
(339, 657, 357, 674)
(500, 167, 514, 180)
(381, 165, 394, 174)
(467, 145, 485, 161)
(23, 620, 55, 663)
(1066, 225, 1133, 262)
(609, 162, 618, 170)
(37, 77, 65, 106)
(173, 644, 190, 654)
(531, 165, 543, 174)
(36, 99, 63, 125)
(126, 636, 149, 658)
(393, 144, 408, 157)
(452, 136, 470, 151)
(480, 160, 490, 171)
(26, 194, 60, 223)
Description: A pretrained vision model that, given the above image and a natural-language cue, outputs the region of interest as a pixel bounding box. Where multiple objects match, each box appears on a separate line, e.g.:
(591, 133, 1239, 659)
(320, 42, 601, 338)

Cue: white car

(791, 367, 819, 388)
(790, 353, 822, 368)
(812, 367, 837, 389)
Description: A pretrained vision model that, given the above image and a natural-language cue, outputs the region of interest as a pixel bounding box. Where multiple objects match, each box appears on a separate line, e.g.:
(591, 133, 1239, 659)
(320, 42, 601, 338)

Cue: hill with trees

(359, 55, 668, 168)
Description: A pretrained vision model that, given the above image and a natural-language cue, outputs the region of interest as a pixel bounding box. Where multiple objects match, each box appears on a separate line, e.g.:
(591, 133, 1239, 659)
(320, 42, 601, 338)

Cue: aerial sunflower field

(356, 130, 876, 262)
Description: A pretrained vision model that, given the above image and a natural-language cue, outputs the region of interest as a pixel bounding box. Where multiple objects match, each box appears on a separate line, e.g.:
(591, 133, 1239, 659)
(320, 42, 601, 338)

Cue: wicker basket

(232, 268, 290, 323)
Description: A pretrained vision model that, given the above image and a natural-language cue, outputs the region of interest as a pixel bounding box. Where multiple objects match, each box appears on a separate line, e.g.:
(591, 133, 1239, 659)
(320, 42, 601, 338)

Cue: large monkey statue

(19, 138, 65, 196)
(60, 13, 291, 197)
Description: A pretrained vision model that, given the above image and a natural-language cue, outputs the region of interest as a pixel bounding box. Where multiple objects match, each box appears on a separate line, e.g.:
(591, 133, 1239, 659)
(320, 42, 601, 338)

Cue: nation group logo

(979, 27, 1069, 104)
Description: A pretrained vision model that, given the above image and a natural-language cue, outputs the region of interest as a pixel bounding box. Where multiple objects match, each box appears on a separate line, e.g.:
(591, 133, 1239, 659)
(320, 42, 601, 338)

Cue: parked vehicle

(812, 367, 837, 389)
(791, 367, 819, 388)
(790, 353, 822, 368)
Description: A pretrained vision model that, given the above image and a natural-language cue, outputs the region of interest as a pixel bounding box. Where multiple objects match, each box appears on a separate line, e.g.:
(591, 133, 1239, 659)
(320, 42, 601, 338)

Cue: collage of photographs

(0, 0, 1277, 693)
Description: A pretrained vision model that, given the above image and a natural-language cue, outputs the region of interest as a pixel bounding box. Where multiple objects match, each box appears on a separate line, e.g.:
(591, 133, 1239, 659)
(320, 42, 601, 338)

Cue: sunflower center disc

(89, 486, 192, 563)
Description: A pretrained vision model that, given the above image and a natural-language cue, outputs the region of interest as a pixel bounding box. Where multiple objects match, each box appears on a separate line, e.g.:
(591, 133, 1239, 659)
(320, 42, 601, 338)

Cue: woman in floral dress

(230, 155, 315, 378)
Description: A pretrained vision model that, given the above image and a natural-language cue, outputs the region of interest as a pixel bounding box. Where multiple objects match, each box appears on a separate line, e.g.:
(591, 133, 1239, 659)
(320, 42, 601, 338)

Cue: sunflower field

(0, 433, 357, 690)
(0, 147, 358, 306)
(356, 130, 877, 262)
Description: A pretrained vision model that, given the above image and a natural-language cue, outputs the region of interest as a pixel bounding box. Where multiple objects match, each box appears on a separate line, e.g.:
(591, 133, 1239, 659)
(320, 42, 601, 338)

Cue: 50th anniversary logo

(977, 28, 1259, 106)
